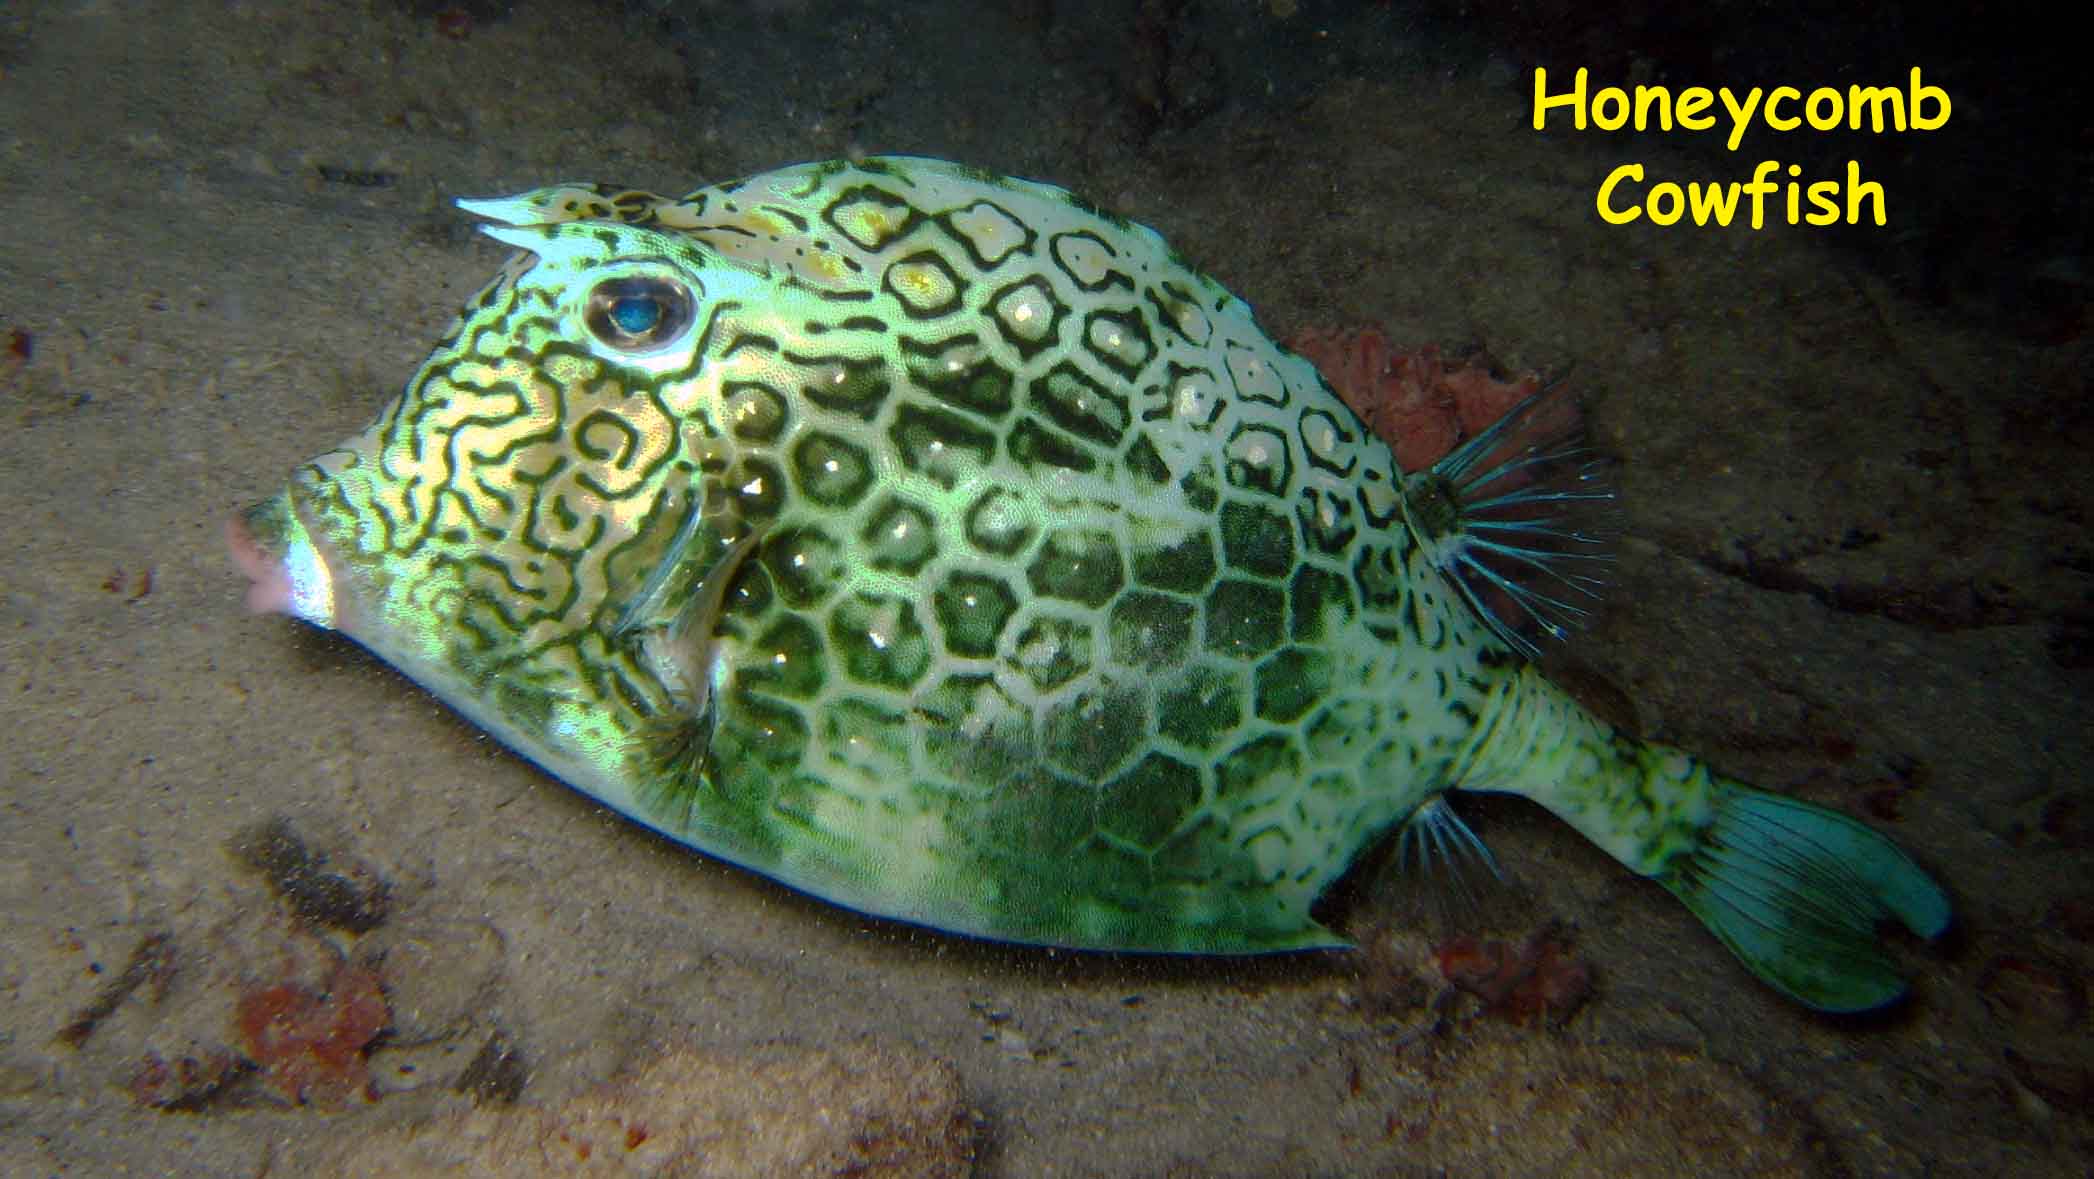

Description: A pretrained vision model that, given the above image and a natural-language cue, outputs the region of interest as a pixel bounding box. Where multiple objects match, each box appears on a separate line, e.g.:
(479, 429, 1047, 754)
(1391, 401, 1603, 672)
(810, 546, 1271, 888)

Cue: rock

(233, 959, 389, 1107)
(229, 817, 393, 933)
(1434, 925, 1595, 1027)
(1283, 327, 1551, 473)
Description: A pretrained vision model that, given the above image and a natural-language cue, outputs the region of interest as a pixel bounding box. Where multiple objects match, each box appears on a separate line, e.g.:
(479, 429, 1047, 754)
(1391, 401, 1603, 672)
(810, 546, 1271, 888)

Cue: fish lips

(226, 489, 345, 631)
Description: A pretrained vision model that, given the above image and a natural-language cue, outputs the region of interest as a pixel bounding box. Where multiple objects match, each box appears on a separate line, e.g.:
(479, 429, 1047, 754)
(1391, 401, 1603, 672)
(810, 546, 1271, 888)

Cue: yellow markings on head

(884, 257, 960, 315)
(891, 262, 950, 304)
(948, 201, 1029, 267)
(850, 207, 897, 241)
(650, 200, 708, 230)
(805, 252, 851, 283)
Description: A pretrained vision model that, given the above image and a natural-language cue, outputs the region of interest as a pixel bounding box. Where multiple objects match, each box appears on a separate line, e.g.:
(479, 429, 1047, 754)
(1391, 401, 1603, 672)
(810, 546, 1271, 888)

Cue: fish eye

(584, 275, 695, 353)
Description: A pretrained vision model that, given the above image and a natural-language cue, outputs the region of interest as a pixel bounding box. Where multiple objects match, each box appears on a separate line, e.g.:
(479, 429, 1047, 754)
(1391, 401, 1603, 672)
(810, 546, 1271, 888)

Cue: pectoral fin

(613, 486, 766, 827)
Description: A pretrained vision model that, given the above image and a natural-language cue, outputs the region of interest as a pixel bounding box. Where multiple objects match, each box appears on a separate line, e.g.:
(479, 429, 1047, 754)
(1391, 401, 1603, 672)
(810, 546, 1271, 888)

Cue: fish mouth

(226, 490, 340, 629)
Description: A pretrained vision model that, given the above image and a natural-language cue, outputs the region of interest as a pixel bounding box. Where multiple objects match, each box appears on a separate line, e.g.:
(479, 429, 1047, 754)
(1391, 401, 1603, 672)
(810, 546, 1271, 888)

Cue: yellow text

(1595, 160, 1886, 229)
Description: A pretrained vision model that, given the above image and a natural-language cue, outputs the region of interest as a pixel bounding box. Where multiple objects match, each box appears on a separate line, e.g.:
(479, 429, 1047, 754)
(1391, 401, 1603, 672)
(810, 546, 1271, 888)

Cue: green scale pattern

(251, 158, 1953, 1013)
(275, 158, 1509, 950)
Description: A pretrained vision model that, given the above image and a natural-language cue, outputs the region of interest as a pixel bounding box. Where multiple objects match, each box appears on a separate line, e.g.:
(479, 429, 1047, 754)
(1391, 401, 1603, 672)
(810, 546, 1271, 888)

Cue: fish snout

(227, 491, 338, 628)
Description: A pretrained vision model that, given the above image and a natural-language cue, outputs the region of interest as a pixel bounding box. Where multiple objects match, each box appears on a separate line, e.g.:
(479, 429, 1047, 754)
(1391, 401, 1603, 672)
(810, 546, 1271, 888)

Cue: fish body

(234, 157, 1947, 1009)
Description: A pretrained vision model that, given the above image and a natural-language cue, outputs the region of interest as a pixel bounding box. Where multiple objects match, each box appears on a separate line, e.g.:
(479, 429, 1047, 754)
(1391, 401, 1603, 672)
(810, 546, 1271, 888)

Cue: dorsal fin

(1399, 386, 1615, 659)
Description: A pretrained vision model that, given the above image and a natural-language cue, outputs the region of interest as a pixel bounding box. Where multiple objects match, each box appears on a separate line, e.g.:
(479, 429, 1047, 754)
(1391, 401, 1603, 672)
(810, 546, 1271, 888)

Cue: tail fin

(1460, 667, 1951, 1013)
(1656, 784, 1951, 1012)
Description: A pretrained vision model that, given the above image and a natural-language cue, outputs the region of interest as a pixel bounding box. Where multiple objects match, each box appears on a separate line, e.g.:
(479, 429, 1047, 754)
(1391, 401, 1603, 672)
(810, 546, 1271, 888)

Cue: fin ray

(612, 484, 768, 830)
(612, 488, 713, 641)
(1401, 387, 1615, 659)
(1397, 796, 1505, 904)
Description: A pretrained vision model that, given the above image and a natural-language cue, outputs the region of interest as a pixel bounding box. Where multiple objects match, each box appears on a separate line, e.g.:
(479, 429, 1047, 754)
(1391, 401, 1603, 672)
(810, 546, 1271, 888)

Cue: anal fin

(1398, 796, 1505, 890)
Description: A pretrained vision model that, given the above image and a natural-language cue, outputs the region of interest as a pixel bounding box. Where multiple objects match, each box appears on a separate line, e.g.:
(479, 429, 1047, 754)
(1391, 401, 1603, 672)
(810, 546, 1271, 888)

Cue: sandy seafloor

(1, 2, 2090, 1175)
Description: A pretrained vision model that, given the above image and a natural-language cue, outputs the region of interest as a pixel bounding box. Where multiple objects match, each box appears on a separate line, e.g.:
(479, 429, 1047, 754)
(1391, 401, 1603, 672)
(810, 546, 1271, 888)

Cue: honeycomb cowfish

(230, 156, 1949, 1011)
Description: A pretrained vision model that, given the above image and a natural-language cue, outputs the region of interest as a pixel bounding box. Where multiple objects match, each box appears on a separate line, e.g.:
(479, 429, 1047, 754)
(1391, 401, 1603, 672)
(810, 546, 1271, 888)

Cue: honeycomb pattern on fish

(243, 158, 1949, 1011)
(279, 159, 1496, 948)
(663, 163, 1497, 945)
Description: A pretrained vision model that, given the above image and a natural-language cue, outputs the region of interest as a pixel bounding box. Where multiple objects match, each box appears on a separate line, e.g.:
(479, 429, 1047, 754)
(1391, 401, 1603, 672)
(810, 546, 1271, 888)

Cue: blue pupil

(610, 295, 663, 336)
